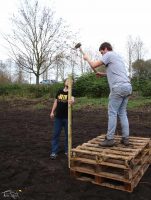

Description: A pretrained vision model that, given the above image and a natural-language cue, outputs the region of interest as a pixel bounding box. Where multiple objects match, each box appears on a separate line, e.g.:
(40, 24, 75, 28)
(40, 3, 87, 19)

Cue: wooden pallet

(70, 135, 151, 192)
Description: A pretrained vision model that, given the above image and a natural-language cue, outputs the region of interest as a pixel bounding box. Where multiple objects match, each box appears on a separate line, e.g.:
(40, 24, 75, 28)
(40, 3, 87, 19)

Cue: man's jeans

(107, 84, 132, 140)
(51, 118, 68, 154)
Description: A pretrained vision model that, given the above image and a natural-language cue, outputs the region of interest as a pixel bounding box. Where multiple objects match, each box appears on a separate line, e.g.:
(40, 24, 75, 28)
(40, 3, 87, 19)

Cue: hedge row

(0, 83, 63, 98)
(0, 73, 151, 98)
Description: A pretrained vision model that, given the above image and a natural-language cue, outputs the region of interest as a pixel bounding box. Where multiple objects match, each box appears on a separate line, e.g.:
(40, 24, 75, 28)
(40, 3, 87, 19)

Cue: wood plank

(70, 157, 128, 169)
(87, 139, 149, 152)
(70, 167, 130, 182)
(81, 144, 137, 156)
(97, 135, 150, 141)
(72, 148, 132, 161)
(83, 142, 139, 152)
(95, 137, 149, 146)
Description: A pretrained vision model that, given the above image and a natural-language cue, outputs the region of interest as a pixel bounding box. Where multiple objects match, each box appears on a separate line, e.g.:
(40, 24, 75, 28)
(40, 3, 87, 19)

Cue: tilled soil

(0, 100, 151, 200)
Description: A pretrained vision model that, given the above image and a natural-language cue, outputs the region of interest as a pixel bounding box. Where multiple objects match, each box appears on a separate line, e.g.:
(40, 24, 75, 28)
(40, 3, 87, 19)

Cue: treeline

(0, 59, 28, 84)
(0, 72, 151, 98)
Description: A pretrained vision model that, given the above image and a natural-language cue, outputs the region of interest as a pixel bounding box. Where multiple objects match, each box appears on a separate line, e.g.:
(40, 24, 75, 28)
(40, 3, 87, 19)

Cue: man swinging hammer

(76, 42, 132, 147)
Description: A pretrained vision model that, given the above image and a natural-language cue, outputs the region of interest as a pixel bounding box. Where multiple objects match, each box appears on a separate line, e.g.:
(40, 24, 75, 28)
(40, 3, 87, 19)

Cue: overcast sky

(0, 0, 151, 60)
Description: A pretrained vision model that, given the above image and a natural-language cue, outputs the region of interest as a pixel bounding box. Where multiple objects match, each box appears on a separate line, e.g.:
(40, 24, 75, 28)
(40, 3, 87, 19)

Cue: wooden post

(68, 75, 72, 168)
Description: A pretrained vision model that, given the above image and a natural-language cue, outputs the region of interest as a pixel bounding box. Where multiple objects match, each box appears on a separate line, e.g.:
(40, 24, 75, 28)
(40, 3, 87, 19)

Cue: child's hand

(50, 112, 54, 119)
(68, 97, 74, 105)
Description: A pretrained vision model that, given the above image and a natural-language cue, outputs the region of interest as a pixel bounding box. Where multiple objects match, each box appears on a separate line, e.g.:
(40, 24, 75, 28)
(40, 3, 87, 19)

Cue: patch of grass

(73, 97, 108, 110)
(33, 103, 47, 110)
(73, 96, 151, 110)
(1, 95, 151, 111)
(128, 96, 151, 109)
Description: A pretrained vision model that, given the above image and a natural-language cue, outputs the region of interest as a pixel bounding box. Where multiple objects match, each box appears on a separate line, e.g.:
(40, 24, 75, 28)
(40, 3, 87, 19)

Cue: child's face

(64, 79, 73, 87)
(65, 79, 69, 87)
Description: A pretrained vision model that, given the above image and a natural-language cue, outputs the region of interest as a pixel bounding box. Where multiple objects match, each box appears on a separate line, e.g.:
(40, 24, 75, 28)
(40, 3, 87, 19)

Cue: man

(83, 42, 132, 147)
(50, 78, 75, 159)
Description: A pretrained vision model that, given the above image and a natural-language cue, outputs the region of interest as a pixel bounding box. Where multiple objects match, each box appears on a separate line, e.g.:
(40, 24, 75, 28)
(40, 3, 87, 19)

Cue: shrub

(141, 80, 151, 97)
(131, 78, 151, 97)
(74, 73, 109, 97)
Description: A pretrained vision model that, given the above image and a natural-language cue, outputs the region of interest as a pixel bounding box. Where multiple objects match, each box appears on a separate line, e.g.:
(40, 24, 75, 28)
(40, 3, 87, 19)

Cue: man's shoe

(50, 153, 57, 160)
(100, 139, 115, 147)
(121, 138, 129, 146)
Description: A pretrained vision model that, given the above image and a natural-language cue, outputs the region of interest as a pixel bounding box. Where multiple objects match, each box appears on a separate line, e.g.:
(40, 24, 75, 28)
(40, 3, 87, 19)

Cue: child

(50, 78, 75, 159)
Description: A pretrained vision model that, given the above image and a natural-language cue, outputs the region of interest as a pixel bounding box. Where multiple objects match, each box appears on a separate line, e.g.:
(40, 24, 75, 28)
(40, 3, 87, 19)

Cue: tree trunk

(36, 75, 39, 85)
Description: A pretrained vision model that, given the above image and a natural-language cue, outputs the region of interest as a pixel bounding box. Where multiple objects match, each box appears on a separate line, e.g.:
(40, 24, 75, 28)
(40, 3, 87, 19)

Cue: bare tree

(126, 36, 145, 78)
(14, 56, 27, 83)
(54, 48, 80, 81)
(5, 59, 13, 82)
(133, 37, 144, 60)
(52, 53, 66, 81)
(75, 49, 88, 74)
(126, 35, 135, 78)
(4, 0, 76, 84)
(133, 59, 151, 79)
(72, 47, 93, 74)
(42, 68, 48, 80)
(0, 60, 11, 83)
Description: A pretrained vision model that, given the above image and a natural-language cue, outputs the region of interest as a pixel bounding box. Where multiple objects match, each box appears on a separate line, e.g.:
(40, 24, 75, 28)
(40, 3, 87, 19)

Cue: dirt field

(0, 99, 151, 200)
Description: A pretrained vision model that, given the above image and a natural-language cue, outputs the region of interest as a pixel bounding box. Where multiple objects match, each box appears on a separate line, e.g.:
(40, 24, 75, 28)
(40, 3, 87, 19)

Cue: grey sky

(0, 0, 151, 60)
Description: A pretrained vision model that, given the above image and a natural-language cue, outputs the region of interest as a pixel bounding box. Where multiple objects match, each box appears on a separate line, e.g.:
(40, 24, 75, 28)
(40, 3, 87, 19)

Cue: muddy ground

(0, 99, 151, 200)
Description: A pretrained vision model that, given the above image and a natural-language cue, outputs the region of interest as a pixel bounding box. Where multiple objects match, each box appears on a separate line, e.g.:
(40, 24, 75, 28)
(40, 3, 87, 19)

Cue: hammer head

(74, 43, 82, 49)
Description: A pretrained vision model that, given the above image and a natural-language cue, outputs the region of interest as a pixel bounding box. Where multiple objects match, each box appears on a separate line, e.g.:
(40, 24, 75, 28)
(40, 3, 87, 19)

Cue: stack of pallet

(70, 135, 151, 192)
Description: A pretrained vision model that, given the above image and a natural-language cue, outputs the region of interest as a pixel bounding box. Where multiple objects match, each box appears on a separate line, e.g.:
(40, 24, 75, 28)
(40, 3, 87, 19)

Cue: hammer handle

(79, 47, 85, 55)
(81, 48, 97, 73)
(79, 47, 97, 73)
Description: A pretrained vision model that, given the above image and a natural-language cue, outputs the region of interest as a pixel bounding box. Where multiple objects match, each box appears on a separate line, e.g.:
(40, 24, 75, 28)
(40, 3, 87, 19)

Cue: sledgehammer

(74, 43, 85, 55)
(74, 42, 97, 73)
